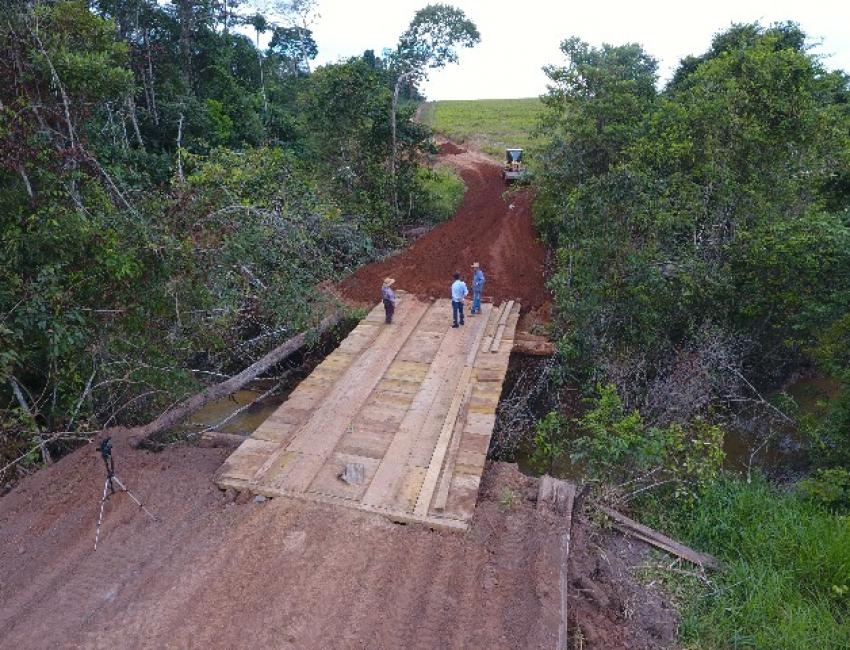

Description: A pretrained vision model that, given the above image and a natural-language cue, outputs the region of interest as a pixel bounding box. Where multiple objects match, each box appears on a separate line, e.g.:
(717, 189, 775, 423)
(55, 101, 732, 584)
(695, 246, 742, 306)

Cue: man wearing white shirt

(451, 272, 468, 328)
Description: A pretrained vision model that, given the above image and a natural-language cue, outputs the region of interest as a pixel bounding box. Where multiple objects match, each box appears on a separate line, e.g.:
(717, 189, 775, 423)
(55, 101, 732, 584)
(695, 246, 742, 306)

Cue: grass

(415, 165, 465, 224)
(418, 98, 546, 158)
(656, 475, 850, 649)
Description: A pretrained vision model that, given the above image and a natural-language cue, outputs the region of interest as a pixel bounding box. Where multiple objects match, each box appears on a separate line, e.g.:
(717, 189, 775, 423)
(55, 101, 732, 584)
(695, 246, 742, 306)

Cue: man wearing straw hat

(470, 262, 485, 315)
(381, 277, 398, 324)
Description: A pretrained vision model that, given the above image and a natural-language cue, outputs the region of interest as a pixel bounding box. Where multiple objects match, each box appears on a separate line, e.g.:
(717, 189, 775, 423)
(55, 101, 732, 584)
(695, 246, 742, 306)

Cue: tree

(535, 23, 850, 424)
(266, 25, 317, 75)
(389, 4, 480, 214)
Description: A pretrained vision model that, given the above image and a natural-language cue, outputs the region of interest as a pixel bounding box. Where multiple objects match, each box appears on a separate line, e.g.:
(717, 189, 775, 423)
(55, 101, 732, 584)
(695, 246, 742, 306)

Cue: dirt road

(0, 435, 565, 649)
(336, 142, 551, 315)
(0, 145, 678, 649)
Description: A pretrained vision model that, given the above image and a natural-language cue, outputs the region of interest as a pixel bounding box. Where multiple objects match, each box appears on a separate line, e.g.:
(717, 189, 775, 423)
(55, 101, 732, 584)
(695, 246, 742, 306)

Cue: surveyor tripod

(94, 437, 157, 550)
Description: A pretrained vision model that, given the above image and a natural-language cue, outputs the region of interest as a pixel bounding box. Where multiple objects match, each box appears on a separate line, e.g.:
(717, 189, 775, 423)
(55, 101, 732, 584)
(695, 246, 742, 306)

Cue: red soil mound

(335, 148, 550, 314)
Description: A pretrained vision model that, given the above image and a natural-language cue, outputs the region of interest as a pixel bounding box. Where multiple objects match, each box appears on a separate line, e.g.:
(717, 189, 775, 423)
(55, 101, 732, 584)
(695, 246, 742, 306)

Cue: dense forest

(531, 23, 850, 646)
(0, 0, 476, 469)
(533, 22, 850, 499)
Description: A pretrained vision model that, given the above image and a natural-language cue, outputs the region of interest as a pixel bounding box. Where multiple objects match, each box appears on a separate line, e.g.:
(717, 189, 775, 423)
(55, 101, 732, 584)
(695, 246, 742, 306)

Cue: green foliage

(411, 165, 465, 224)
(535, 23, 850, 414)
(530, 410, 570, 474)
(420, 98, 545, 157)
(498, 487, 518, 510)
(798, 468, 850, 512)
(665, 475, 850, 649)
(570, 385, 724, 501)
(802, 384, 850, 468)
(395, 4, 481, 76)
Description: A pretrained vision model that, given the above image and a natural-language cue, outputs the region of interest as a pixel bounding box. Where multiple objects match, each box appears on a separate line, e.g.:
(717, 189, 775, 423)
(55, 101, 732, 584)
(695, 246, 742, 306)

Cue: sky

(300, 0, 850, 100)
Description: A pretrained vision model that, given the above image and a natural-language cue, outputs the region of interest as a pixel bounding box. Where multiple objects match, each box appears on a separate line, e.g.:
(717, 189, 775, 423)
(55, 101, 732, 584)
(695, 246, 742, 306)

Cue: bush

(798, 468, 850, 512)
(569, 384, 724, 503)
(411, 166, 465, 225)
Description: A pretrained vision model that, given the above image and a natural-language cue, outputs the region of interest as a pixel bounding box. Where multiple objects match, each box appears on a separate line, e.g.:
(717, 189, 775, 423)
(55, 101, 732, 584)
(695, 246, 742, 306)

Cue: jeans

(472, 287, 482, 313)
(451, 300, 465, 326)
(383, 299, 395, 324)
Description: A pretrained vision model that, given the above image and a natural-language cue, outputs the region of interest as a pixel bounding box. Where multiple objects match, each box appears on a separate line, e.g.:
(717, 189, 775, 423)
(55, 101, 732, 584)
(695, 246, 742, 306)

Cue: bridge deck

(214, 295, 520, 530)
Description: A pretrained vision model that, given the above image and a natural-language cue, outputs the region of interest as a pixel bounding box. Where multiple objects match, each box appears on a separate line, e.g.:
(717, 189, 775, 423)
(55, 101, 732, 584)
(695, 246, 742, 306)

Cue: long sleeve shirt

(473, 269, 485, 291)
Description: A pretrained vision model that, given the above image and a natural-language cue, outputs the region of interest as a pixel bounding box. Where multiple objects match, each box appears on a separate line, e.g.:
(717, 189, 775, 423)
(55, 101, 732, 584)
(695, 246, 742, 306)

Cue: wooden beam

(415, 302, 494, 516)
(598, 505, 721, 570)
(536, 476, 577, 650)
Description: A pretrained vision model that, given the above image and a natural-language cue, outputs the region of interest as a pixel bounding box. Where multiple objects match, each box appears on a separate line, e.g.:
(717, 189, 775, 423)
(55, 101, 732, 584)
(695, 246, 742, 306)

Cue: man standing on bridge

(451, 272, 468, 328)
(381, 277, 397, 324)
(470, 262, 485, 315)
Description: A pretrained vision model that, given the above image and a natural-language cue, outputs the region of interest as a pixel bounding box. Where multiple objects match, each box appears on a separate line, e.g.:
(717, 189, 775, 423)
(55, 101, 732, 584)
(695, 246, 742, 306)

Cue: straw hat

(471, 262, 480, 268)
(382, 277, 395, 287)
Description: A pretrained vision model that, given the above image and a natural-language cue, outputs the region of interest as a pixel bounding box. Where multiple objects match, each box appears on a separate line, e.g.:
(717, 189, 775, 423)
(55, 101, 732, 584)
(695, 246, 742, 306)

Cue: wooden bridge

(215, 294, 520, 530)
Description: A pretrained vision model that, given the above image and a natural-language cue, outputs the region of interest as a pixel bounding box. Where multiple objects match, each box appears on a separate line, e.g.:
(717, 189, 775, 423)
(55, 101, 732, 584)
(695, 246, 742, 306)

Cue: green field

(418, 98, 545, 158)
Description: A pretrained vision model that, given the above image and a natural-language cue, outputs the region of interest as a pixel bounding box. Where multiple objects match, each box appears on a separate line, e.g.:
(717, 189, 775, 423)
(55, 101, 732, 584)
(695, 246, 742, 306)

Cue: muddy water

(506, 364, 842, 479)
(182, 387, 284, 436)
(174, 317, 359, 440)
(723, 375, 843, 475)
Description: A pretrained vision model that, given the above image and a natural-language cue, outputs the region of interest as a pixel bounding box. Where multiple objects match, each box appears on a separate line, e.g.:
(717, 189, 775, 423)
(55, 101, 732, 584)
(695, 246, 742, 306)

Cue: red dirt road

(0, 437, 564, 649)
(336, 142, 551, 313)
(0, 436, 676, 650)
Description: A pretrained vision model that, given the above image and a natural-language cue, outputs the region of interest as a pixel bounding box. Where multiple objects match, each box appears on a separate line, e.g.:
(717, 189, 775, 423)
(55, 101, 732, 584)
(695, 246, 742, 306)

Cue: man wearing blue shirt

(470, 262, 485, 315)
(451, 272, 468, 328)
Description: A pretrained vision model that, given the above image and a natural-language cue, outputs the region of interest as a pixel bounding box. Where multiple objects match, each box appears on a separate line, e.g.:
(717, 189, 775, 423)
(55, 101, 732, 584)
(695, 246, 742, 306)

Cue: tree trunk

(143, 27, 159, 124)
(178, 0, 194, 90)
(127, 96, 145, 150)
(391, 73, 412, 218)
(125, 312, 344, 444)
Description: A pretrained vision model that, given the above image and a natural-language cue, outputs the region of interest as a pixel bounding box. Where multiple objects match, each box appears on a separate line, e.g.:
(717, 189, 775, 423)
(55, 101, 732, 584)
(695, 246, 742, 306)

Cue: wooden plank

(414, 381, 472, 516)
(251, 299, 429, 486)
(361, 304, 467, 509)
(537, 476, 576, 516)
(362, 301, 488, 510)
(416, 303, 494, 516)
(215, 438, 280, 482)
(431, 386, 472, 511)
(216, 296, 522, 530)
(283, 299, 429, 459)
(598, 505, 721, 569)
(489, 300, 515, 353)
(249, 483, 470, 532)
(535, 477, 577, 650)
(442, 472, 481, 520)
(305, 452, 381, 501)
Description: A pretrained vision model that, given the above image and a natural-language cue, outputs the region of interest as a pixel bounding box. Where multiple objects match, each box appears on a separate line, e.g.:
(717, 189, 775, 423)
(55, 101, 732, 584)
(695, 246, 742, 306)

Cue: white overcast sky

(301, 0, 850, 100)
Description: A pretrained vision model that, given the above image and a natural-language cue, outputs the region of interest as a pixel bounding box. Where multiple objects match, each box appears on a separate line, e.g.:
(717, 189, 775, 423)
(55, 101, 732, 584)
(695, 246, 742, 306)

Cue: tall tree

(389, 4, 480, 213)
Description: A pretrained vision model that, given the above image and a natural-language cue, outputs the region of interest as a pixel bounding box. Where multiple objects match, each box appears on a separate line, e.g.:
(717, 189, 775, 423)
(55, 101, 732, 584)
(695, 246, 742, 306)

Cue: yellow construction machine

(502, 148, 525, 182)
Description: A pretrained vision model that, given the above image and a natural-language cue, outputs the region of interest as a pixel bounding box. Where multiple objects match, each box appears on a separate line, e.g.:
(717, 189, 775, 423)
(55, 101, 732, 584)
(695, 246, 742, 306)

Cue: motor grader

(502, 148, 525, 182)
